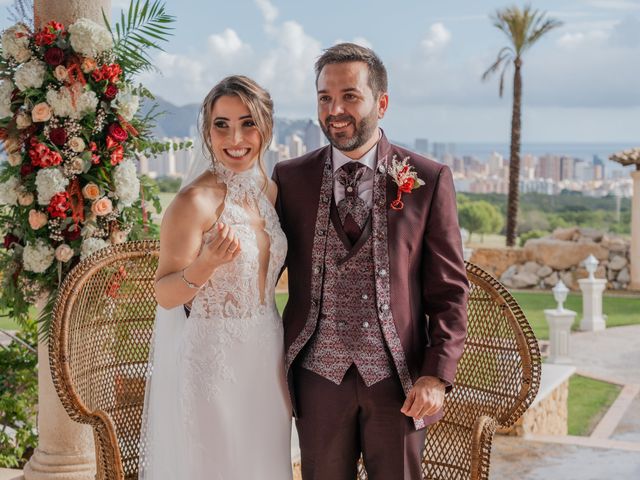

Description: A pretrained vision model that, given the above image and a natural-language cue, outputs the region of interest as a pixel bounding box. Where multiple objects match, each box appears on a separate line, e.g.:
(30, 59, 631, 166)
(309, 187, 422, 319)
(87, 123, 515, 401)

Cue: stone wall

(470, 228, 631, 291)
(499, 379, 569, 436)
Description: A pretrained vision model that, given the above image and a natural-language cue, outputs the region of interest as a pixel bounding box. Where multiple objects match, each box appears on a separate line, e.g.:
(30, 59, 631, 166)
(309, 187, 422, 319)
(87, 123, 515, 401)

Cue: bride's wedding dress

(139, 161, 292, 479)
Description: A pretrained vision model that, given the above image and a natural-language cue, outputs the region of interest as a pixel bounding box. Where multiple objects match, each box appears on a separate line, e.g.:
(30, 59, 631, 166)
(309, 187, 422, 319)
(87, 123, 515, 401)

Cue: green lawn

(568, 374, 621, 436)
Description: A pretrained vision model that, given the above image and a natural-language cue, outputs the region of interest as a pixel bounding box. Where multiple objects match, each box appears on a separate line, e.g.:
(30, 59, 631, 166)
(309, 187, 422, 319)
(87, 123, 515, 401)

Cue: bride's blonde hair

(199, 75, 274, 189)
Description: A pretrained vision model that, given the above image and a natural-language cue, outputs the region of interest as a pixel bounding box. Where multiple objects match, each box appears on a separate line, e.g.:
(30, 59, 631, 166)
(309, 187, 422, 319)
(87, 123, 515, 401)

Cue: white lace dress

(139, 163, 292, 480)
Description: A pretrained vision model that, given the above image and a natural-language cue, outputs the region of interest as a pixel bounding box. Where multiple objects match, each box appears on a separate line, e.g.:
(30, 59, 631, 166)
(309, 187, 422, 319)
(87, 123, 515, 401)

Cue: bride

(139, 75, 292, 479)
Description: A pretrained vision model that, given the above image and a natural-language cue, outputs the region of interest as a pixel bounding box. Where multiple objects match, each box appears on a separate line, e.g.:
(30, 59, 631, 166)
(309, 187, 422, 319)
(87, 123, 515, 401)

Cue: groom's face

(317, 61, 388, 154)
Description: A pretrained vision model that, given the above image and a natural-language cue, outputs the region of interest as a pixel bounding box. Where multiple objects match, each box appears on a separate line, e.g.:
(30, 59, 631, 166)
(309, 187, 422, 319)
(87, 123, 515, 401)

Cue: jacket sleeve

(272, 164, 287, 275)
(419, 165, 469, 388)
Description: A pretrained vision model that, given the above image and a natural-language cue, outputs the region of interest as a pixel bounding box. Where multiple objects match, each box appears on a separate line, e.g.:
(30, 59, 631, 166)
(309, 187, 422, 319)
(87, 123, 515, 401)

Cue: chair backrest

(49, 240, 160, 480)
(420, 262, 541, 480)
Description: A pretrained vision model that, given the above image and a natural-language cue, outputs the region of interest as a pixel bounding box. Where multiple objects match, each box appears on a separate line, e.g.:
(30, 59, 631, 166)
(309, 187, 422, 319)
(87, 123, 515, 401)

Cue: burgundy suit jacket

(272, 133, 469, 428)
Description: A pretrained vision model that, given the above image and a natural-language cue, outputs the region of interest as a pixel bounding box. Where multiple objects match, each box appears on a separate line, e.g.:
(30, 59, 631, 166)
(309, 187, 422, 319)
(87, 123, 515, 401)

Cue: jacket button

(380, 304, 389, 312)
(362, 322, 370, 328)
(338, 321, 345, 328)
(379, 269, 387, 277)
(313, 267, 321, 275)
(361, 293, 369, 300)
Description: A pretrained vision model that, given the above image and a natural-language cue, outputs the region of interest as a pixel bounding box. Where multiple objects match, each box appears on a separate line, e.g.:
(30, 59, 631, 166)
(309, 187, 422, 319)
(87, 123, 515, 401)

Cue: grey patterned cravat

(336, 162, 368, 243)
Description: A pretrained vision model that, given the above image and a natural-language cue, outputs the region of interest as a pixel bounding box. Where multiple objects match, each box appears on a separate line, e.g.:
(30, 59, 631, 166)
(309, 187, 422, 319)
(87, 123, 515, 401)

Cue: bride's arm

(154, 186, 240, 310)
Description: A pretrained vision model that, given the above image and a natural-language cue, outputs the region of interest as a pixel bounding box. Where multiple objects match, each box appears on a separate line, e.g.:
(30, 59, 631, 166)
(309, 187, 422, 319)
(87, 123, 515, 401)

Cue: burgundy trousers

(293, 365, 427, 480)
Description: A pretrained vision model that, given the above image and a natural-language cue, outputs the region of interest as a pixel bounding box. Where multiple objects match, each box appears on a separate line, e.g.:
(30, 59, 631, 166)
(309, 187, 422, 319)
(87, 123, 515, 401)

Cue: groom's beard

(320, 107, 379, 153)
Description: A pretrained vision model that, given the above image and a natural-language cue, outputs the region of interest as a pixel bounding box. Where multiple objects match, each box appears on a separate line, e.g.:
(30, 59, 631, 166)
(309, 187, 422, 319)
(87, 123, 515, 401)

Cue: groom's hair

(315, 43, 388, 98)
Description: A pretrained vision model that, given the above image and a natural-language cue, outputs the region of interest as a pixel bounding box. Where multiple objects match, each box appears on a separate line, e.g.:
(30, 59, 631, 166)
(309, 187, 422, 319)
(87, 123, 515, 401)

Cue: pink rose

(91, 197, 113, 216)
(18, 191, 34, 206)
(55, 244, 74, 262)
(54, 65, 68, 82)
(31, 102, 52, 122)
(110, 229, 127, 245)
(28, 210, 48, 230)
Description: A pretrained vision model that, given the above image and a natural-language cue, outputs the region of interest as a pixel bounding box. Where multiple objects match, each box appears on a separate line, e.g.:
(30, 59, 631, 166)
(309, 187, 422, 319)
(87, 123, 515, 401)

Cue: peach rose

(82, 182, 100, 200)
(7, 153, 22, 166)
(68, 136, 86, 152)
(81, 57, 97, 73)
(110, 229, 127, 245)
(3, 138, 21, 154)
(55, 244, 74, 262)
(31, 102, 52, 122)
(18, 191, 34, 206)
(54, 65, 68, 82)
(28, 209, 48, 230)
(91, 197, 113, 216)
(16, 112, 32, 129)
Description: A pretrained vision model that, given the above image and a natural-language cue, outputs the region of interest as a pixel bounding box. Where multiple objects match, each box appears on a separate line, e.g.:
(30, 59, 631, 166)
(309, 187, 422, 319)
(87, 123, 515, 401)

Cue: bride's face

(209, 95, 262, 173)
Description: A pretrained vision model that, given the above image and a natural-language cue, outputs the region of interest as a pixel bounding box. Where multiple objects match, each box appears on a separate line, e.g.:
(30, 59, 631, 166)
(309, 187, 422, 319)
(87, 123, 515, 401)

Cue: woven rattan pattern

(49, 241, 540, 480)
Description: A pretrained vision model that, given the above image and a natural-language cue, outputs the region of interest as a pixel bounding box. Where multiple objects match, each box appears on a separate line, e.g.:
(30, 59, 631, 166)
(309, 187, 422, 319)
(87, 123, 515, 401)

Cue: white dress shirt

(332, 142, 378, 209)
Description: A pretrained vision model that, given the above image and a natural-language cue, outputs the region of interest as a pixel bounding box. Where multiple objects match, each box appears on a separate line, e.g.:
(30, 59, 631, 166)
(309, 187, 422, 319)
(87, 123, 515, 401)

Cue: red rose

(46, 21, 64, 32)
(20, 163, 35, 177)
(92, 69, 104, 82)
(35, 30, 56, 46)
(49, 127, 67, 146)
(62, 223, 82, 242)
(104, 83, 118, 101)
(399, 178, 415, 193)
(3, 234, 19, 249)
(44, 47, 65, 66)
(108, 123, 128, 143)
(47, 192, 71, 219)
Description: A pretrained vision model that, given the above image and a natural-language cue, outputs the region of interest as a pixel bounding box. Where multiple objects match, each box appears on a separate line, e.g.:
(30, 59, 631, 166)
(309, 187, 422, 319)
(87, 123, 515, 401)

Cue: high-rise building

(593, 155, 605, 180)
(560, 156, 574, 181)
(288, 134, 306, 158)
(304, 120, 326, 152)
(414, 138, 429, 155)
(537, 154, 561, 182)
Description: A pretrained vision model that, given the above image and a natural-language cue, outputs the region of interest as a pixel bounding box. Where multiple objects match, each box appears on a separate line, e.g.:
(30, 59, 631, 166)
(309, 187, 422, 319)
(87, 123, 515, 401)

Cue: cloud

(334, 37, 374, 49)
(587, 0, 640, 10)
(208, 28, 252, 58)
(420, 23, 452, 56)
(255, 0, 278, 24)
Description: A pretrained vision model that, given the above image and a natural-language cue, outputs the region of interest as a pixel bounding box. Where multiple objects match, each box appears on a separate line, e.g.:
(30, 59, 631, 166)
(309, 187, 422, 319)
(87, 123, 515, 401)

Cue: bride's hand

(200, 222, 241, 269)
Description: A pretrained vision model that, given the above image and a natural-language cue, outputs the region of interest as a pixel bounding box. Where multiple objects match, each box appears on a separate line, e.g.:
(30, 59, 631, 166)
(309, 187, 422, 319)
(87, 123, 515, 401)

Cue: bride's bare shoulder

(163, 172, 225, 228)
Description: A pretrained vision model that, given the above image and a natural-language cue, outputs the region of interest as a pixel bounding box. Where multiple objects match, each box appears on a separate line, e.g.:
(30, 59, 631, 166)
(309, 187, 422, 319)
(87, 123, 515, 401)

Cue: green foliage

(155, 176, 182, 193)
(103, 0, 175, 76)
(519, 229, 548, 247)
(458, 200, 503, 241)
(568, 375, 621, 436)
(0, 322, 37, 468)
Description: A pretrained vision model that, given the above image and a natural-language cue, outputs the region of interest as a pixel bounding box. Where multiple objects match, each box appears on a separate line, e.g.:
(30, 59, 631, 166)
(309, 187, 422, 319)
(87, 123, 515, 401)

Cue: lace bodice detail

(189, 161, 287, 321)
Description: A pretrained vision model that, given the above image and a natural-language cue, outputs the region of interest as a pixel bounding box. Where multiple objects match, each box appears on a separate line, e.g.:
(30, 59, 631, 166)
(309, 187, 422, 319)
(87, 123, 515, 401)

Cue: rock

(470, 247, 532, 278)
(609, 255, 628, 271)
(560, 271, 576, 290)
(537, 265, 553, 278)
(577, 237, 595, 245)
(612, 281, 622, 290)
(521, 261, 542, 275)
(576, 265, 606, 281)
(606, 237, 629, 253)
(552, 227, 578, 241)
(607, 268, 618, 281)
(543, 271, 559, 288)
(578, 228, 605, 242)
(500, 265, 518, 287)
(510, 272, 540, 289)
(617, 268, 631, 284)
(524, 238, 609, 271)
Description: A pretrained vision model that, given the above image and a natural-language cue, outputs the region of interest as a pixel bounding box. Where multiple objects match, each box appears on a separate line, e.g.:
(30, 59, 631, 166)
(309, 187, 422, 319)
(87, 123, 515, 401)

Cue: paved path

(491, 324, 640, 479)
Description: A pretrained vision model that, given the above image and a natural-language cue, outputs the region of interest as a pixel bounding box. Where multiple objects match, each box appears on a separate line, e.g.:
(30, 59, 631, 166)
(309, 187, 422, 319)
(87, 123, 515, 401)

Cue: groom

(273, 43, 469, 479)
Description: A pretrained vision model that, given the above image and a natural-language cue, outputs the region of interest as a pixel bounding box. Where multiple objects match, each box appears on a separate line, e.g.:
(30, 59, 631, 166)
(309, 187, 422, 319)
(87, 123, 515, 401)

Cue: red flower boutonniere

(388, 156, 425, 210)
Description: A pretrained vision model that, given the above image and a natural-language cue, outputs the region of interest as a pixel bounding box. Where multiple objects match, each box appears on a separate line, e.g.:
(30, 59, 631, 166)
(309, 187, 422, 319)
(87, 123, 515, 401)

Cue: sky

(1, 0, 640, 144)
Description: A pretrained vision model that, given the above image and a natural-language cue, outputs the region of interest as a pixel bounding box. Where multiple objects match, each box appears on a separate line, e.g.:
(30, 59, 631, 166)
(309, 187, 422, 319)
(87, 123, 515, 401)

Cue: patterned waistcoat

(300, 202, 394, 386)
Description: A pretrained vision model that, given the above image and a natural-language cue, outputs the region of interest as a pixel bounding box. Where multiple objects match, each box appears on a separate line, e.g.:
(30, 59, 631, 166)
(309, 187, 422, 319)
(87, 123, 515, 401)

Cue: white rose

(54, 65, 68, 82)
(1, 24, 32, 62)
(68, 19, 113, 57)
(110, 229, 128, 245)
(14, 59, 47, 92)
(0, 176, 20, 205)
(15, 111, 32, 129)
(22, 240, 55, 273)
(0, 79, 14, 119)
(55, 244, 74, 262)
(7, 153, 22, 166)
(80, 237, 109, 261)
(17, 191, 34, 206)
(68, 136, 86, 152)
(68, 157, 85, 174)
(113, 159, 140, 207)
(35, 168, 69, 205)
(114, 85, 140, 122)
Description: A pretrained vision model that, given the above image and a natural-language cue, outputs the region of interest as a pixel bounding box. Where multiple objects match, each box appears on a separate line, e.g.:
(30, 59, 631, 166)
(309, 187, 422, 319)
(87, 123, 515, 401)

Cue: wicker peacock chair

(49, 240, 541, 480)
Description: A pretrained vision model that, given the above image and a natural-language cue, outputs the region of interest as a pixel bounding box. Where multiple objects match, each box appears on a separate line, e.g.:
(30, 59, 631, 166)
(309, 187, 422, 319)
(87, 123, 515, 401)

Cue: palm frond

(6, 0, 33, 29)
(102, 0, 176, 77)
(482, 46, 513, 82)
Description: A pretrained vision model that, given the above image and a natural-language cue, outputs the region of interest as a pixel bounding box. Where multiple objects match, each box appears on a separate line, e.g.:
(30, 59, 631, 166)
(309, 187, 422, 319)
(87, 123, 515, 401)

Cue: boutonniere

(388, 155, 425, 210)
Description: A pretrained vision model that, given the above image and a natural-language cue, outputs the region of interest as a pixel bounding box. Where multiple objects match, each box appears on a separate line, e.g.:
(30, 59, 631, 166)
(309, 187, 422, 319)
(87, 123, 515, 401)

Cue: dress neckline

(208, 160, 263, 202)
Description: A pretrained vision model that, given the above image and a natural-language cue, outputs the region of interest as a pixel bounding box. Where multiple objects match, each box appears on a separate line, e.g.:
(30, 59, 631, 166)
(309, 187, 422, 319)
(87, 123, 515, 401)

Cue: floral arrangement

(387, 155, 425, 210)
(0, 1, 183, 332)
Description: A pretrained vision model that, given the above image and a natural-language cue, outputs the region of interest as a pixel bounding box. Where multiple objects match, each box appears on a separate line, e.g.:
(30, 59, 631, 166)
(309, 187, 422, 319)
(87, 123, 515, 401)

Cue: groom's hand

(400, 376, 446, 420)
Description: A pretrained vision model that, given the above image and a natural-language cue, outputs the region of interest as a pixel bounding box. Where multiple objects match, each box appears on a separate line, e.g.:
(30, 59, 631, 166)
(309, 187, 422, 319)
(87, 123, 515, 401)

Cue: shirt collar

(331, 132, 380, 174)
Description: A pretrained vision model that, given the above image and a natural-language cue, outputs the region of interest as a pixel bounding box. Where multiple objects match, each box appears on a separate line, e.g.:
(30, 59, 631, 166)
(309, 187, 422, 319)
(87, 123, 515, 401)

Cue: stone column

(630, 170, 640, 290)
(24, 4, 111, 480)
(544, 309, 576, 364)
(578, 277, 607, 332)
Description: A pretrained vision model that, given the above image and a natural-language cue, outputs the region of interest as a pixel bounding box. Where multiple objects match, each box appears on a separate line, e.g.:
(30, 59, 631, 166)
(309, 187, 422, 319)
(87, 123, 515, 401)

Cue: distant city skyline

(1, 0, 638, 143)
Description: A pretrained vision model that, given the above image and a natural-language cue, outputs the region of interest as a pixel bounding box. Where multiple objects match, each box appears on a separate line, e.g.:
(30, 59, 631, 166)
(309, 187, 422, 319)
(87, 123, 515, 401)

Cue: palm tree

(482, 5, 562, 247)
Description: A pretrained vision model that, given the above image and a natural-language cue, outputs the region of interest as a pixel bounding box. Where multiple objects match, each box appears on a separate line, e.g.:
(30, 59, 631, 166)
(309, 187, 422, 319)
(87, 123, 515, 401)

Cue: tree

(482, 4, 562, 247)
(458, 201, 504, 243)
